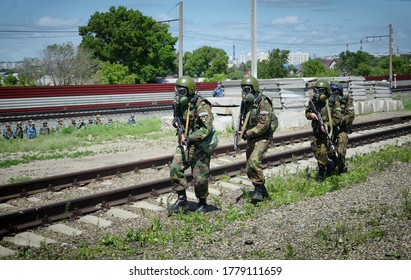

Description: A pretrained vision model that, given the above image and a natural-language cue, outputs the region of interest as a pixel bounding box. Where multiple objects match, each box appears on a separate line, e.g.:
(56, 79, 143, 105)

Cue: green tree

(79, 6, 178, 83)
(98, 62, 137, 84)
(257, 59, 270, 79)
(228, 70, 244, 81)
(40, 42, 100, 85)
(377, 55, 411, 76)
(270, 48, 290, 78)
(3, 74, 18, 86)
(183, 46, 228, 78)
(257, 48, 289, 79)
(302, 58, 326, 77)
(17, 57, 43, 86)
(238, 61, 251, 74)
(338, 50, 376, 76)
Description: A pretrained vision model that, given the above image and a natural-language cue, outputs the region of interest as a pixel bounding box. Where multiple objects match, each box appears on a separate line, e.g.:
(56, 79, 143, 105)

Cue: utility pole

(389, 23, 393, 84)
(251, 0, 257, 78)
(364, 24, 393, 83)
(178, 1, 183, 77)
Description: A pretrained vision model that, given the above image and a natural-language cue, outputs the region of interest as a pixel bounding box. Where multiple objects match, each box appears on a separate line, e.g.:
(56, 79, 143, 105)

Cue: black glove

(242, 133, 248, 141)
(172, 118, 179, 128)
(186, 137, 193, 147)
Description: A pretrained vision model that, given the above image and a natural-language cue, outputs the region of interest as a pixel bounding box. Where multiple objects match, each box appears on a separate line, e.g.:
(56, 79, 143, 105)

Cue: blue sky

(0, 0, 410, 62)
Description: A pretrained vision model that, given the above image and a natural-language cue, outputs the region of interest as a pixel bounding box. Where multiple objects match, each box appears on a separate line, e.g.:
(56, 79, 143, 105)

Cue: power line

(0, 30, 78, 33)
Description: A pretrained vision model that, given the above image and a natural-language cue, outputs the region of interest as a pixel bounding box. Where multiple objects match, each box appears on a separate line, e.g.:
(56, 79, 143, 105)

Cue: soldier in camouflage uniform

(39, 121, 51, 135)
(329, 81, 355, 174)
(13, 121, 24, 139)
(240, 75, 277, 204)
(2, 123, 13, 140)
(305, 80, 342, 183)
(95, 115, 103, 125)
(168, 76, 218, 213)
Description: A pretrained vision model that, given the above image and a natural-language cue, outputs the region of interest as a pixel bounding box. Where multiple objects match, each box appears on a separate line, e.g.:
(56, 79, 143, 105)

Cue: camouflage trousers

(332, 131, 349, 169)
(246, 138, 270, 185)
(311, 134, 331, 169)
(169, 145, 211, 199)
(333, 132, 348, 159)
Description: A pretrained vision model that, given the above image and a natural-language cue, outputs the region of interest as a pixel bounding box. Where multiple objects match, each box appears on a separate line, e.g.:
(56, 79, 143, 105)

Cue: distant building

(287, 51, 309, 66)
(238, 51, 269, 64)
(0, 61, 22, 70)
(322, 57, 339, 69)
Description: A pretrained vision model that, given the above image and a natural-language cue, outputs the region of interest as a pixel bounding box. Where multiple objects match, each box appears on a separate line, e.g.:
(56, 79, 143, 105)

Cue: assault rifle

(234, 101, 251, 158)
(309, 99, 338, 162)
(172, 101, 187, 151)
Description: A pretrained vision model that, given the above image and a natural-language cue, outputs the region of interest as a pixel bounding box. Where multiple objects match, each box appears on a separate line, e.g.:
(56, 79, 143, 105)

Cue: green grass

(393, 92, 411, 110)
(2, 142, 410, 260)
(0, 119, 170, 169)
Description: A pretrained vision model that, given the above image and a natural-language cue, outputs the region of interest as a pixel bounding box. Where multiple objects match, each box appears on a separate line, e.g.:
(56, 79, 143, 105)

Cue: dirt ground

(1, 110, 410, 185)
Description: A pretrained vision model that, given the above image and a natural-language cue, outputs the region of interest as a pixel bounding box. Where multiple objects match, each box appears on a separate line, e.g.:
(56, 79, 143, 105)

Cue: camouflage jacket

(183, 95, 214, 144)
(305, 98, 342, 136)
(336, 94, 355, 133)
(243, 94, 273, 139)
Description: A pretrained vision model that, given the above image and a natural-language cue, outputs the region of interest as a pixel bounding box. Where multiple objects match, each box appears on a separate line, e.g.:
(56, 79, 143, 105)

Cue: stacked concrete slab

(161, 76, 404, 133)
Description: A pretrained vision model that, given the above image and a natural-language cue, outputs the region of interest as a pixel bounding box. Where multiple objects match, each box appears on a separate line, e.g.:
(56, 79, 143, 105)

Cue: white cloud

(272, 16, 299, 25)
(36, 16, 79, 27)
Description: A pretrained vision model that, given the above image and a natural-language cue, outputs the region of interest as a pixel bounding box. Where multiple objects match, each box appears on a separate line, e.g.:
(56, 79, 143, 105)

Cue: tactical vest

(188, 95, 219, 153)
(245, 94, 277, 138)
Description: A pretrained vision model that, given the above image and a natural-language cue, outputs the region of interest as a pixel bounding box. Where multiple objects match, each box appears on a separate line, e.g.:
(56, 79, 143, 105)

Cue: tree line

(1, 6, 410, 86)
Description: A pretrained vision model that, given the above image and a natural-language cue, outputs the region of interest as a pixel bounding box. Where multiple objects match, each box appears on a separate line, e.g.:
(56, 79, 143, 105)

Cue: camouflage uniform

(240, 76, 277, 203)
(39, 121, 50, 135)
(329, 82, 355, 173)
(95, 115, 103, 125)
(243, 96, 274, 185)
(168, 76, 217, 213)
(55, 120, 64, 133)
(26, 123, 37, 139)
(2, 124, 13, 140)
(13, 122, 24, 139)
(170, 97, 215, 201)
(305, 80, 342, 183)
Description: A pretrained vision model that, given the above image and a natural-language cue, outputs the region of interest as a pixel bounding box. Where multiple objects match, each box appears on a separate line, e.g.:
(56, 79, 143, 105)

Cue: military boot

(251, 184, 264, 204)
(195, 198, 207, 213)
(316, 167, 326, 183)
(261, 185, 269, 199)
(337, 159, 346, 174)
(167, 190, 188, 213)
(326, 159, 335, 177)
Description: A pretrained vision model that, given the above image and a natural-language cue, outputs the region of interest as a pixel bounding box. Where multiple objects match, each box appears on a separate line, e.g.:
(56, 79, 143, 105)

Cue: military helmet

(96, 114, 101, 118)
(241, 75, 259, 93)
(330, 81, 343, 96)
(314, 80, 331, 93)
(17, 121, 22, 125)
(175, 76, 196, 96)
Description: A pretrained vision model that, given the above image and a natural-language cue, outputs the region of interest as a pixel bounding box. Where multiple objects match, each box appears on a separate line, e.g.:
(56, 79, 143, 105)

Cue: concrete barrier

(161, 76, 404, 132)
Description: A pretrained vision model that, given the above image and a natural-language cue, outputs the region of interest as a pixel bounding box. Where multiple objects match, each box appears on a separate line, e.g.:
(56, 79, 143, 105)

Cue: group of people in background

(2, 114, 137, 140)
(2, 120, 45, 140)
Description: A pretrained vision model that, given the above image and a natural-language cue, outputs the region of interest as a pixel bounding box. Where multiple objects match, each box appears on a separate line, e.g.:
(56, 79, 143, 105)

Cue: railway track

(0, 87, 409, 124)
(1, 114, 410, 203)
(0, 115, 410, 243)
(0, 104, 172, 123)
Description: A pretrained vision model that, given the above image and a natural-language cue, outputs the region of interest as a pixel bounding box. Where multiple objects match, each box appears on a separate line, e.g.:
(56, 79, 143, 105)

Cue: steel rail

(0, 123, 410, 236)
(1, 114, 410, 202)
